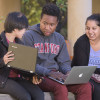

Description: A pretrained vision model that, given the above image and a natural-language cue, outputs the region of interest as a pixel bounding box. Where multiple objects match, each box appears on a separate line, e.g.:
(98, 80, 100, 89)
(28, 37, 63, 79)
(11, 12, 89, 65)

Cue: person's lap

(17, 78, 44, 100)
(38, 77, 68, 100)
(90, 79, 100, 100)
(39, 77, 91, 100)
(67, 82, 92, 100)
(0, 78, 31, 100)
(38, 77, 67, 92)
(0, 78, 44, 100)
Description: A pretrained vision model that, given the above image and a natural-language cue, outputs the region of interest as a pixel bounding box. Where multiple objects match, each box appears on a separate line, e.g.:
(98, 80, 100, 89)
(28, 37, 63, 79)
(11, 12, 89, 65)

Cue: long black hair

(85, 13, 100, 26)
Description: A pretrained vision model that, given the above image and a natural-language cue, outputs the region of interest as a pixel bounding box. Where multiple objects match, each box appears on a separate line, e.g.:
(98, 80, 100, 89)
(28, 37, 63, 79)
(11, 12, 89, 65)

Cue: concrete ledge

(44, 92, 75, 100)
(68, 92, 75, 100)
(44, 92, 54, 100)
(0, 94, 16, 100)
(0, 92, 75, 100)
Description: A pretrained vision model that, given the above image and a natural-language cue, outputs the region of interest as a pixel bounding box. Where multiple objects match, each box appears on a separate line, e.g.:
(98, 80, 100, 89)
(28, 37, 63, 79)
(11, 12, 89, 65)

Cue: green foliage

(21, 0, 68, 39)
(56, 0, 67, 39)
(56, 0, 67, 12)
(0, 16, 5, 24)
(21, 0, 42, 25)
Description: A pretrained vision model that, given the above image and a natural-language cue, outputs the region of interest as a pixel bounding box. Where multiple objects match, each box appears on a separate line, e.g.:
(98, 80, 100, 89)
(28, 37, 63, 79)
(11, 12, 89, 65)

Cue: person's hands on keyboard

(62, 71, 70, 81)
(48, 71, 66, 82)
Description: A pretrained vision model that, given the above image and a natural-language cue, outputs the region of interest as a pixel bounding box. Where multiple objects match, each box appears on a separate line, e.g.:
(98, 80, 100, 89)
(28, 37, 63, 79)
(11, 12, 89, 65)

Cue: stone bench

(0, 92, 75, 100)
(44, 92, 75, 100)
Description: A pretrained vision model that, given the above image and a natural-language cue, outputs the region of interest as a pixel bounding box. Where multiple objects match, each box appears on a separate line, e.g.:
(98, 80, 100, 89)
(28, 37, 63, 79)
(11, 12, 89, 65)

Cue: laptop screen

(7, 42, 38, 73)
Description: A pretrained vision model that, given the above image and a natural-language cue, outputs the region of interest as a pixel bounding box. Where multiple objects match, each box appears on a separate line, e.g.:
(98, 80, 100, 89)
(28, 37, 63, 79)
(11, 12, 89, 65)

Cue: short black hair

(4, 12, 28, 33)
(41, 3, 60, 21)
(85, 13, 100, 26)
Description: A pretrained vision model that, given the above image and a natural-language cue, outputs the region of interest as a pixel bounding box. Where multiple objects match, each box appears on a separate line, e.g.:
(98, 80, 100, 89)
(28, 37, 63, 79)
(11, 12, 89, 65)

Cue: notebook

(48, 66, 96, 84)
(7, 42, 38, 74)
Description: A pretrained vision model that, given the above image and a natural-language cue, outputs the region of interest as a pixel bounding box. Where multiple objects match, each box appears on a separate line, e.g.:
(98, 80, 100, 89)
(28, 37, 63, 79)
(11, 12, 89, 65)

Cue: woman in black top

(71, 13, 100, 100)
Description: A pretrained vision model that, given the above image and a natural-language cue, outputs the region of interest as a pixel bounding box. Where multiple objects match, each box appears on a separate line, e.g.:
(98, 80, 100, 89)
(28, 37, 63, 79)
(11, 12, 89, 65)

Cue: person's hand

(48, 71, 65, 81)
(63, 71, 70, 80)
(32, 75, 42, 85)
(3, 51, 14, 64)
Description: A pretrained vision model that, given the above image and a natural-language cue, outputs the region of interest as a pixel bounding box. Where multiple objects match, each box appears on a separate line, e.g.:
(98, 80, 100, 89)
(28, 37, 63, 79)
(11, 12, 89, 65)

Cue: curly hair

(41, 3, 60, 21)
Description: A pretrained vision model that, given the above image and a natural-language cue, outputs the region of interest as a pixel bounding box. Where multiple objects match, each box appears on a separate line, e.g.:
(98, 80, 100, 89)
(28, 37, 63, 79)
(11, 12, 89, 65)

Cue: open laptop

(7, 42, 38, 74)
(48, 66, 96, 84)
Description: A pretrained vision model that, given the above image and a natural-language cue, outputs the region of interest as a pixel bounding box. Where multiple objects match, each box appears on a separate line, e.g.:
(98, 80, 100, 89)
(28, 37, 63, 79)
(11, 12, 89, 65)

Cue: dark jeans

(39, 77, 92, 100)
(90, 79, 100, 100)
(0, 78, 44, 100)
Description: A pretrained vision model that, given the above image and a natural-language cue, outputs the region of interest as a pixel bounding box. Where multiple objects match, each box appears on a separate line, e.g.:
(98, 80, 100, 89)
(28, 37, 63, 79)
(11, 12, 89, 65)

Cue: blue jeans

(0, 78, 44, 100)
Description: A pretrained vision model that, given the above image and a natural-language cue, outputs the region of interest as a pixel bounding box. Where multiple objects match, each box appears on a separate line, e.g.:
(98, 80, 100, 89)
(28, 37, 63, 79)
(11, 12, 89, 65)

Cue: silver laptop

(48, 66, 96, 84)
(7, 42, 38, 73)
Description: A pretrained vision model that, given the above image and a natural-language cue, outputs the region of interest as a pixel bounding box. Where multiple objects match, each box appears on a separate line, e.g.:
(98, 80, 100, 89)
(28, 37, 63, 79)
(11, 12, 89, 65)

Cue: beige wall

(67, 0, 92, 56)
(92, 0, 100, 13)
(0, 0, 100, 56)
(67, 0, 100, 56)
(0, 0, 21, 33)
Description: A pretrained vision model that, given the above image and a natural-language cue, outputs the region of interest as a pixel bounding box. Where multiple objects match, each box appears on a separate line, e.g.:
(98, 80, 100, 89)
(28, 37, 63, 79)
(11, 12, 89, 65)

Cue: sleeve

(22, 31, 52, 76)
(35, 64, 51, 76)
(71, 41, 79, 67)
(56, 38, 71, 74)
(22, 31, 35, 47)
(71, 39, 88, 67)
(0, 45, 5, 68)
(0, 58, 5, 68)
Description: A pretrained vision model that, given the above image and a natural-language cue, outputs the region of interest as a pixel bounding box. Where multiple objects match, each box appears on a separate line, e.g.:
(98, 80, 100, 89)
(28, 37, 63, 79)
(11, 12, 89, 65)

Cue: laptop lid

(48, 66, 96, 84)
(7, 42, 38, 73)
(64, 66, 96, 84)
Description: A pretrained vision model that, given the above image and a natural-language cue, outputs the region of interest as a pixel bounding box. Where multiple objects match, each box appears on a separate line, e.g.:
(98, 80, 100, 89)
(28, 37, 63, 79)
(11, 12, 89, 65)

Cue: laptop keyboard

(48, 76, 65, 84)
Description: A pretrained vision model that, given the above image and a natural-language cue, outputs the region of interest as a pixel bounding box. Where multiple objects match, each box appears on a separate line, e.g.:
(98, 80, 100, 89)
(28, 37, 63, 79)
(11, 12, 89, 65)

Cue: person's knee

(18, 92, 31, 100)
(79, 83, 92, 93)
(84, 83, 91, 91)
(31, 90, 44, 100)
(54, 84, 68, 94)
